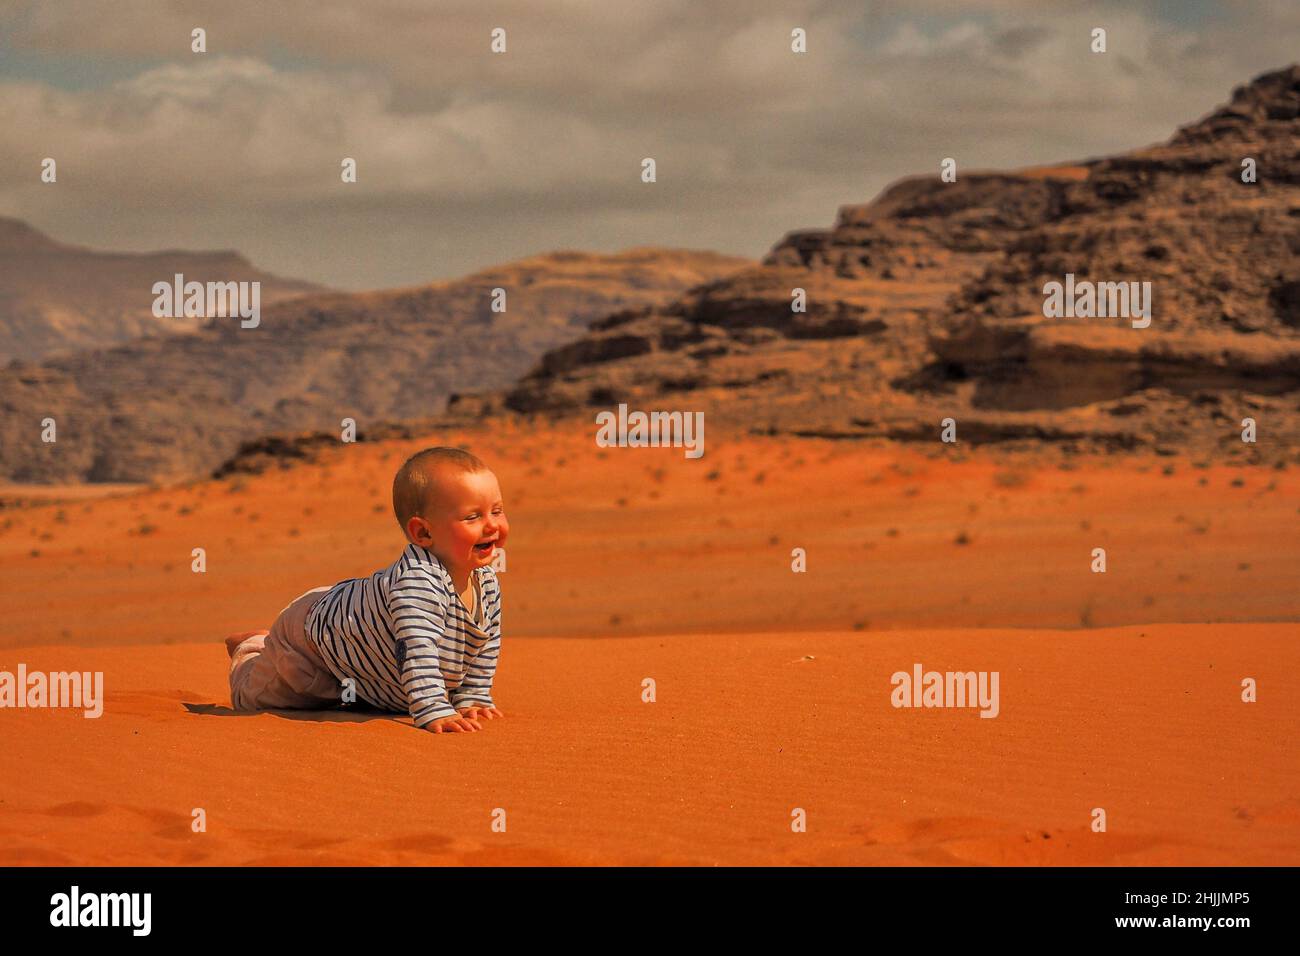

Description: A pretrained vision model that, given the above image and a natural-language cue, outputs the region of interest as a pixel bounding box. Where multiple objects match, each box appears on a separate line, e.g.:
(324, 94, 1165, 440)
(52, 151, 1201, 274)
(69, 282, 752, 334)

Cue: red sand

(0, 422, 1296, 865)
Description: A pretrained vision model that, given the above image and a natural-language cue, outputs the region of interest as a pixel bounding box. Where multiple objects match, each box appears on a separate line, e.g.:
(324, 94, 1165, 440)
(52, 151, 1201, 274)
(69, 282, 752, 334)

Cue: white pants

(229, 587, 341, 711)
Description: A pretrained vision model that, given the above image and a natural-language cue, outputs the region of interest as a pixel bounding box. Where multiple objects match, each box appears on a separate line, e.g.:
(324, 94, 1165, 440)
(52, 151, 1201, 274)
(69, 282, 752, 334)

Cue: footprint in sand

(45, 801, 107, 818)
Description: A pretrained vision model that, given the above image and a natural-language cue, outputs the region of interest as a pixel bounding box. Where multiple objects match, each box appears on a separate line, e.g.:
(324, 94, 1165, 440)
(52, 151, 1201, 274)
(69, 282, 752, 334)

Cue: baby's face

(418, 468, 509, 577)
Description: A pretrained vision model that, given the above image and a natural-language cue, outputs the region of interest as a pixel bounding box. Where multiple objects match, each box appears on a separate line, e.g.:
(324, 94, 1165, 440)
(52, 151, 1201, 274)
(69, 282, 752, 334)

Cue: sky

(1, 0, 1296, 291)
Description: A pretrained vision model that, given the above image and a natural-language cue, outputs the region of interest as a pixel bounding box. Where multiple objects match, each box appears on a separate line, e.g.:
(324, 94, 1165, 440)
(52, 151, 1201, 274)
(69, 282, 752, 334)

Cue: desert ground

(1, 419, 1296, 865)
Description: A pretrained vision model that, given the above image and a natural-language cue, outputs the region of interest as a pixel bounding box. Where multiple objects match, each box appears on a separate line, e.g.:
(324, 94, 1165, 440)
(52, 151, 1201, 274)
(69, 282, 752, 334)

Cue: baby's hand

(456, 704, 504, 721)
(426, 714, 482, 733)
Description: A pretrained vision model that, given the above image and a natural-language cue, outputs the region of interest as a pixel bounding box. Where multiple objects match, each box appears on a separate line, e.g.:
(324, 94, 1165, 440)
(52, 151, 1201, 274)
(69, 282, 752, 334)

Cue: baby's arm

(450, 631, 501, 715)
(390, 567, 480, 732)
(451, 588, 503, 719)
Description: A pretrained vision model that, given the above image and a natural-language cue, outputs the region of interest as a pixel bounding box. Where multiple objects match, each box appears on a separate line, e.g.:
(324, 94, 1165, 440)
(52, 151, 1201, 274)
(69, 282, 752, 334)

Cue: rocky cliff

(0, 248, 750, 482)
(489, 66, 1300, 459)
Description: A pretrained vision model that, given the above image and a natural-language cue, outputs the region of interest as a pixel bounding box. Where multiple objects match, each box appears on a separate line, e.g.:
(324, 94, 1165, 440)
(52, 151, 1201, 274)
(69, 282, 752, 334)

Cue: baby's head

(392, 447, 508, 578)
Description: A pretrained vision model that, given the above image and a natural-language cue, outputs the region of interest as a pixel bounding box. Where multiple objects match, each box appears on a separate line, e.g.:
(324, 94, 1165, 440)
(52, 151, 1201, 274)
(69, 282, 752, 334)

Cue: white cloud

(0, 0, 1293, 289)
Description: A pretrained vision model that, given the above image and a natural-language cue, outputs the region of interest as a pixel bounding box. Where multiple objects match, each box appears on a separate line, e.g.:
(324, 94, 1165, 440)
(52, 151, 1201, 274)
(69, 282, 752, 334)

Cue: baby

(226, 446, 508, 733)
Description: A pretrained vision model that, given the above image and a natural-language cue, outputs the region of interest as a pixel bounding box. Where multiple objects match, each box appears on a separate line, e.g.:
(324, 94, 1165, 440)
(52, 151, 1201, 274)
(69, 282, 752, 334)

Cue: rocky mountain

(0, 248, 750, 482)
(0, 217, 325, 363)
(481, 66, 1300, 459)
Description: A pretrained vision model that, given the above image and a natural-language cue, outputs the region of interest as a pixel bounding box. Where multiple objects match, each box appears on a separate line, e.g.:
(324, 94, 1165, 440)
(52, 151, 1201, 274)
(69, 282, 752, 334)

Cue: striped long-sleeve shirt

(304, 543, 503, 728)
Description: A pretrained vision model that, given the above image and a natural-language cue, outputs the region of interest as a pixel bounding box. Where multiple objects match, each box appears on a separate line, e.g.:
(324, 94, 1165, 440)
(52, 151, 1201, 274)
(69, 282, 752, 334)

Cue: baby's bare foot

(225, 630, 266, 658)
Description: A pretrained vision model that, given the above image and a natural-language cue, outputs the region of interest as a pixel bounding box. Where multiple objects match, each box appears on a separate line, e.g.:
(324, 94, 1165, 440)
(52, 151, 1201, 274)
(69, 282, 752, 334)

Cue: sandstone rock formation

(488, 66, 1300, 460)
(0, 248, 750, 482)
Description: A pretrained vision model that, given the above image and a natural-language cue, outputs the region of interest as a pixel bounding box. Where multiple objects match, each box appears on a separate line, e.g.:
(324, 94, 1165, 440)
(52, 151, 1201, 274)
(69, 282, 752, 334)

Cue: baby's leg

(229, 587, 338, 711)
(228, 632, 295, 710)
(225, 630, 267, 659)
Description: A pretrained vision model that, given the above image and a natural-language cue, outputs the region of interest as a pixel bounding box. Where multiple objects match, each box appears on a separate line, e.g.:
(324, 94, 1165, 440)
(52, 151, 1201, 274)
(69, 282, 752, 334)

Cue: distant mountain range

(0, 247, 750, 482)
(5, 66, 1299, 484)
(474, 65, 1299, 459)
(0, 217, 325, 363)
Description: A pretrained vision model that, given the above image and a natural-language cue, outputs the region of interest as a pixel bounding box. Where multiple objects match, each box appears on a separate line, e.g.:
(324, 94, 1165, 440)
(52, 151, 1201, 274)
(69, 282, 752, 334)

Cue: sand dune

(1, 420, 1296, 648)
(0, 623, 1295, 866)
(0, 421, 1296, 865)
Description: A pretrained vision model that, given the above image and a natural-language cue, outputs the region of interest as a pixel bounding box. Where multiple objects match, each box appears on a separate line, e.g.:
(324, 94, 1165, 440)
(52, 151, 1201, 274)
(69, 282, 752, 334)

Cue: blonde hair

(392, 447, 488, 530)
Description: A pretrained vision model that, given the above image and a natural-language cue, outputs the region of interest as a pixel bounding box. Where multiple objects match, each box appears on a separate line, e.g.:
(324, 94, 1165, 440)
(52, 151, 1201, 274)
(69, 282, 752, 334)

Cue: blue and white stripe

(304, 543, 502, 728)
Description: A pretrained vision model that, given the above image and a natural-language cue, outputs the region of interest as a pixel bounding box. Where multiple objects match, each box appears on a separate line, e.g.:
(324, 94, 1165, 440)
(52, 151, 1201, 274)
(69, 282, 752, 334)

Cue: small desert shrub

(993, 469, 1028, 488)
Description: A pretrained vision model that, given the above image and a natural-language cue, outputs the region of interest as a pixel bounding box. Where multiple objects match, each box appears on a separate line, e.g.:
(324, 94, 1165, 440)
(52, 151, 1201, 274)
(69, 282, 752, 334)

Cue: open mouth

(473, 540, 496, 555)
